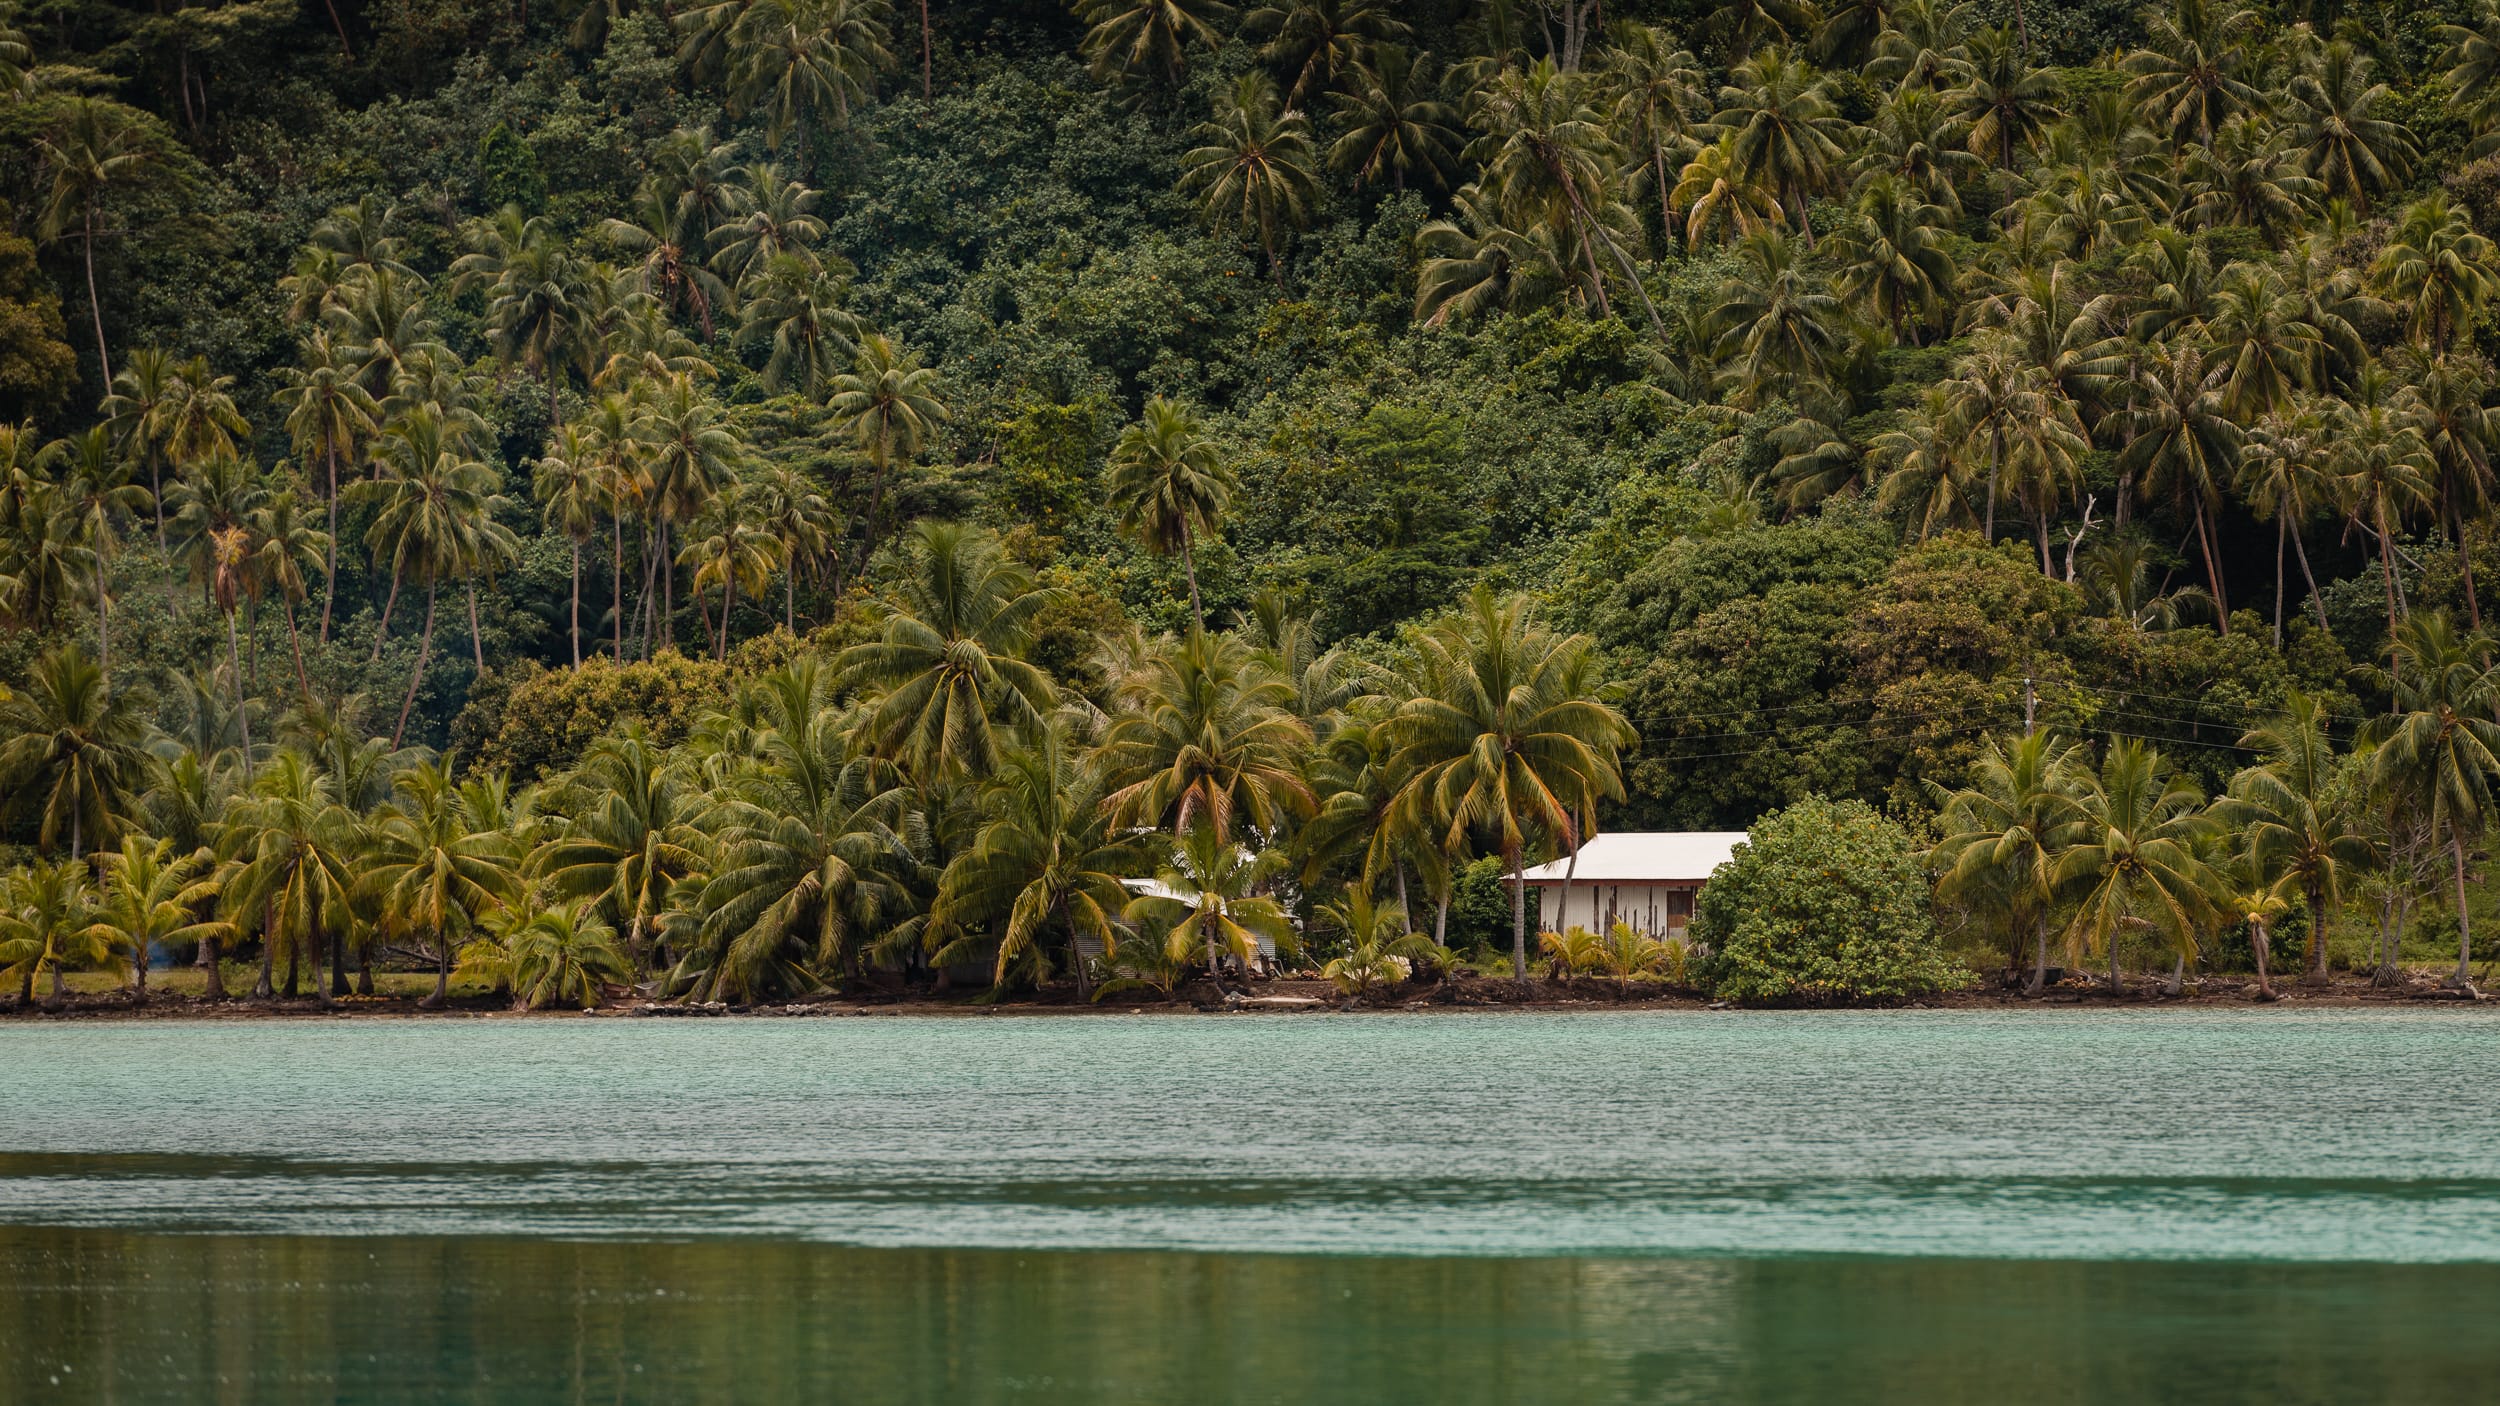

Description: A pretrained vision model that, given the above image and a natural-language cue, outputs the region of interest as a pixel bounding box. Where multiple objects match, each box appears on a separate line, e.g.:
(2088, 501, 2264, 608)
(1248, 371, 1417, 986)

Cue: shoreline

(4, 972, 2485, 1021)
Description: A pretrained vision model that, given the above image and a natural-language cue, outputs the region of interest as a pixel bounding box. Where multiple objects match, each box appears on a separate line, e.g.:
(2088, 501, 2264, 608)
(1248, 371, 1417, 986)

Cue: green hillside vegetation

(4, 0, 2500, 1006)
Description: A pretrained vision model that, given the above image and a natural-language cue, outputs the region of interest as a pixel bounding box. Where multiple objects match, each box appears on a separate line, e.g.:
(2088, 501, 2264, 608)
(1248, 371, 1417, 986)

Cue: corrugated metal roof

(1515, 832, 1746, 883)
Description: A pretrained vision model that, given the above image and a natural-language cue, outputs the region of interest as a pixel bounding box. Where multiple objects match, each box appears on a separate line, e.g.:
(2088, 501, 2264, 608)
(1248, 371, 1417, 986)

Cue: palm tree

(352, 407, 515, 745)
(1474, 58, 1663, 335)
(1930, 729, 2091, 993)
(2180, 116, 2318, 240)
(36, 98, 171, 388)
(1671, 134, 1786, 249)
(101, 346, 181, 552)
(249, 487, 330, 697)
(0, 858, 99, 1004)
(2202, 261, 2322, 425)
(1246, 0, 1405, 108)
(535, 725, 707, 971)
(0, 644, 148, 860)
(672, 662, 910, 999)
(2330, 367, 2437, 656)
(277, 334, 379, 644)
(1074, 0, 1230, 88)
(2211, 850, 2297, 999)
(1951, 25, 2062, 170)
(1096, 626, 1316, 843)
(839, 522, 1060, 781)
(1708, 230, 1845, 407)
(2218, 693, 2375, 985)
(1380, 587, 1634, 979)
(738, 254, 862, 397)
(2400, 355, 2499, 630)
(1413, 183, 1569, 322)
(535, 425, 605, 667)
(827, 334, 947, 585)
(1315, 885, 1437, 996)
(1851, 88, 1983, 217)
(1829, 176, 1957, 342)
(359, 759, 525, 1007)
(48, 426, 151, 679)
(637, 376, 747, 652)
(89, 835, 215, 998)
(1105, 395, 1235, 632)
(2373, 194, 2500, 356)
(2235, 402, 2337, 642)
(725, 0, 895, 150)
(2104, 341, 2244, 625)
(1711, 46, 1849, 246)
(601, 184, 732, 340)
(1869, 0, 1976, 92)
(677, 487, 785, 660)
(742, 460, 839, 632)
(2360, 613, 2500, 988)
(2284, 39, 2414, 215)
(2055, 738, 2216, 994)
(1181, 72, 1320, 279)
(933, 725, 1152, 995)
(1327, 44, 1459, 192)
(709, 164, 828, 284)
(474, 895, 632, 1010)
(155, 356, 249, 477)
(1940, 335, 2087, 558)
(1125, 820, 1294, 989)
(219, 749, 363, 1003)
(2124, 0, 2263, 147)
(2441, 0, 2500, 153)
(451, 206, 590, 427)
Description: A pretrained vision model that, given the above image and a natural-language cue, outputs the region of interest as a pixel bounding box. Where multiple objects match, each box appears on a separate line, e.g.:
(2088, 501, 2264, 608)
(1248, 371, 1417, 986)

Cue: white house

(1514, 833, 1747, 941)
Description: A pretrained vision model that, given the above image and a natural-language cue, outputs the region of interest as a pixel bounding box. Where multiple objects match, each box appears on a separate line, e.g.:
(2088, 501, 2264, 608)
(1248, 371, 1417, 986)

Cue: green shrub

(466, 652, 735, 783)
(1690, 796, 1963, 1004)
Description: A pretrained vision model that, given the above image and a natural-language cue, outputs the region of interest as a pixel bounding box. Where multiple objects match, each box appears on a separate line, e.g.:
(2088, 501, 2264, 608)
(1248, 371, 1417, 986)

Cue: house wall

(1532, 882, 1702, 940)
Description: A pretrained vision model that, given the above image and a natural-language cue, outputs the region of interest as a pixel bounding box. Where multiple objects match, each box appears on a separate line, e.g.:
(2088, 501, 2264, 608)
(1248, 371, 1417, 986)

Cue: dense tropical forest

(3, 0, 2500, 1008)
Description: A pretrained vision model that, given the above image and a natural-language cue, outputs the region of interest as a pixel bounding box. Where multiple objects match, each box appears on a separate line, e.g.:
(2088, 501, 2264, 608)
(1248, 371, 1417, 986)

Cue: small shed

(1514, 833, 1746, 941)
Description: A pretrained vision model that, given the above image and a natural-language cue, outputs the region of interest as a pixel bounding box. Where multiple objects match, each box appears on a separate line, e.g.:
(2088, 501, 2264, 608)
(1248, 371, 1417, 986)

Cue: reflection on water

(3, 1229, 2494, 1405)
(7, 1011, 2500, 1402)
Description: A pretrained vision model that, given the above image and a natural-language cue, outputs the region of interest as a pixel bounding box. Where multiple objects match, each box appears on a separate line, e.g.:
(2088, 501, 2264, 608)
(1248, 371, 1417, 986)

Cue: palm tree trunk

(82, 211, 113, 390)
(317, 0, 351, 54)
(465, 579, 485, 672)
(392, 580, 437, 750)
(2449, 824, 2475, 988)
(1180, 524, 1204, 634)
(2273, 514, 2288, 647)
(612, 517, 625, 660)
(2251, 917, 2275, 999)
(373, 561, 402, 660)
(201, 934, 225, 1000)
(2195, 501, 2229, 632)
(919, 0, 933, 96)
(2379, 516, 2403, 686)
(2028, 910, 2048, 995)
(2290, 509, 2329, 631)
(320, 442, 341, 643)
(420, 933, 449, 1009)
(2307, 878, 2331, 982)
(661, 522, 675, 651)
(2107, 927, 2122, 995)
(718, 570, 735, 662)
(284, 599, 310, 697)
(96, 556, 110, 681)
(785, 562, 796, 636)
(226, 610, 254, 784)
(569, 541, 582, 667)
(252, 906, 274, 1000)
(330, 926, 348, 1000)
(1434, 889, 1450, 949)
(357, 940, 374, 996)
(1509, 850, 1529, 981)
(2453, 502, 2482, 630)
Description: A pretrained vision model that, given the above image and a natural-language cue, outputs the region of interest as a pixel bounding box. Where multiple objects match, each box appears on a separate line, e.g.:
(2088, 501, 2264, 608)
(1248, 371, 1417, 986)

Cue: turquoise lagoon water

(2, 1009, 2497, 1402)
